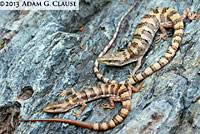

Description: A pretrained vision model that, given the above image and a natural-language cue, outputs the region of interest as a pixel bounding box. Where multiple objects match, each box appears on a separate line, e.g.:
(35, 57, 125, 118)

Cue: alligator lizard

(20, 7, 200, 130)
(95, 7, 199, 86)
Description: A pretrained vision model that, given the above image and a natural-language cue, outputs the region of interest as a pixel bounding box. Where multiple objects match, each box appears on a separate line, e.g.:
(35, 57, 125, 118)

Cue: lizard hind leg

(182, 8, 200, 20)
(101, 96, 122, 110)
(127, 56, 143, 79)
(128, 80, 146, 93)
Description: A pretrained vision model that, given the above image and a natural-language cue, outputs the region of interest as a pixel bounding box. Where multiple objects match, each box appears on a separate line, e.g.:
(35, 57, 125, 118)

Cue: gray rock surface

(0, 0, 199, 134)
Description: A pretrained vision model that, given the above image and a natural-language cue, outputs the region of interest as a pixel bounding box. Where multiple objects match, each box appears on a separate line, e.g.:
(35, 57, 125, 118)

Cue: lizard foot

(126, 75, 131, 79)
(155, 33, 172, 44)
(73, 110, 83, 116)
(57, 88, 75, 97)
(54, 114, 58, 118)
(126, 74, 133, 79)
(188, 11, 200, 20)
(129, 81, 146, 93)
(100, 104, 114, 110)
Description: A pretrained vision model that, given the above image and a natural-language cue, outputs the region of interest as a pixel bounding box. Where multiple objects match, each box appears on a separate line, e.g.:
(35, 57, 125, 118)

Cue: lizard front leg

(155, 21, 173, 44)
(57, 88, 76, 96)
(73, 101, 87, 116)
(127, 55, 143, 77)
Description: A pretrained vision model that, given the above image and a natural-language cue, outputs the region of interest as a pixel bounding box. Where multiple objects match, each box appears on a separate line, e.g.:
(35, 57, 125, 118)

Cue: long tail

(94, 4, 136, 84)
(20, 100, 131, 130)
(20, 118, 93, 129)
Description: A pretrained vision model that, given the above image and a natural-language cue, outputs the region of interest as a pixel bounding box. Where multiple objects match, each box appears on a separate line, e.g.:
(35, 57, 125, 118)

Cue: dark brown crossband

(157, 60, 165, 67)
(136, 22, 156, 31)
(170, 44, 178, 51)
(141, 71, 147, 78)
(134, 34, 149, 44)
(142, 29, 153, 39)
(58, 99, 67, 104)
(124, 81, 129, 87)
(161, 7, 169, 14)
(174, 33, 183, 38)
(143, 14, 155, 18)
(132, 75, 140, 83)
(131, 42, 138, 47)
(94, 71, 99, 75)
(97, 85, 103, 95)
(109, 84, 115, 94)
(153, 8, 159, 14)
(122, 51, 128, 61)
(118, 88, 128, 95)
(121, 96, 131, 101)
(167, 10, 178, 18)
(104, 86, 109, 95)
(150, 65, 157, 72)
(173, 39, 181, 44)
(107, 80, 112, 84)
(113, 118, 120, 125)
(166, 49, 173, 54)
(162, 55, 171, 62)
(127, 48, 135, 58)
(71, 94, 77, 100)
(104, 84, 109, 90)
(100, 75, 105, 82)
(118, 111, 127, 119)
(136, 22, 146, 28)
(110, 84, 115, 90)
(79, 90, 88, 100)
(64, 98, 69, 104)
(88, 88, 96, 97)
(98, 123, 101, 130)
(134, 33, 141, 39)
(106, 121, 111, 129)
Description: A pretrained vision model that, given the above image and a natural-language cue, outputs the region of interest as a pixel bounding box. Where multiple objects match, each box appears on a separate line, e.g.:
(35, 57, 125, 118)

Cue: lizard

(94, 7, 200, 86)
(20, 82, 144, 130)
(20, 7, 200, 130)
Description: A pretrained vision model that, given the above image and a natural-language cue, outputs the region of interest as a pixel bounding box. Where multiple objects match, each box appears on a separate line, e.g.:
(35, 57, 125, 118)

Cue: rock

(0, 0, 199, 134)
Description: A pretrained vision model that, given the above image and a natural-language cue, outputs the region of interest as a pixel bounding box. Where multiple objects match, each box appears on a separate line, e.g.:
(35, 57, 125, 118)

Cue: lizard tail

(91, 99, 131, 130)
(19, 118, 93, 130)
(20, 100, 131, 130)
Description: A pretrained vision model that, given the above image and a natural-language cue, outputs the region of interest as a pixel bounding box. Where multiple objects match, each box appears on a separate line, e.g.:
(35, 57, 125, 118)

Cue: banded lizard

(95, 7, 200, 85)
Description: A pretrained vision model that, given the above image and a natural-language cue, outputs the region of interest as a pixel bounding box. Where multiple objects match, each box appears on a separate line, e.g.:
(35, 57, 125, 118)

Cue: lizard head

(97, 50, 136, 66)
(97, 51, 125, 66)
(43, 99, 70, 113)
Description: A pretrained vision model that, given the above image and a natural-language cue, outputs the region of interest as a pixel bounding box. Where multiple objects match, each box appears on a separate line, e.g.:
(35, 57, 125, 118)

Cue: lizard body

(20, 7, 199, 130)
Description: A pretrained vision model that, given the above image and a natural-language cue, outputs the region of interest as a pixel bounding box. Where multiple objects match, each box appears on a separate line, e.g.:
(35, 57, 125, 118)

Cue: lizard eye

(107, 60, 112, 63)
(51, 107, 57, 110)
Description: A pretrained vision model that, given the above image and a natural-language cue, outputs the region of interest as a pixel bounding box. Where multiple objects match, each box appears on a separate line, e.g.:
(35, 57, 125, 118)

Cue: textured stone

(0, 0, 199, 134)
